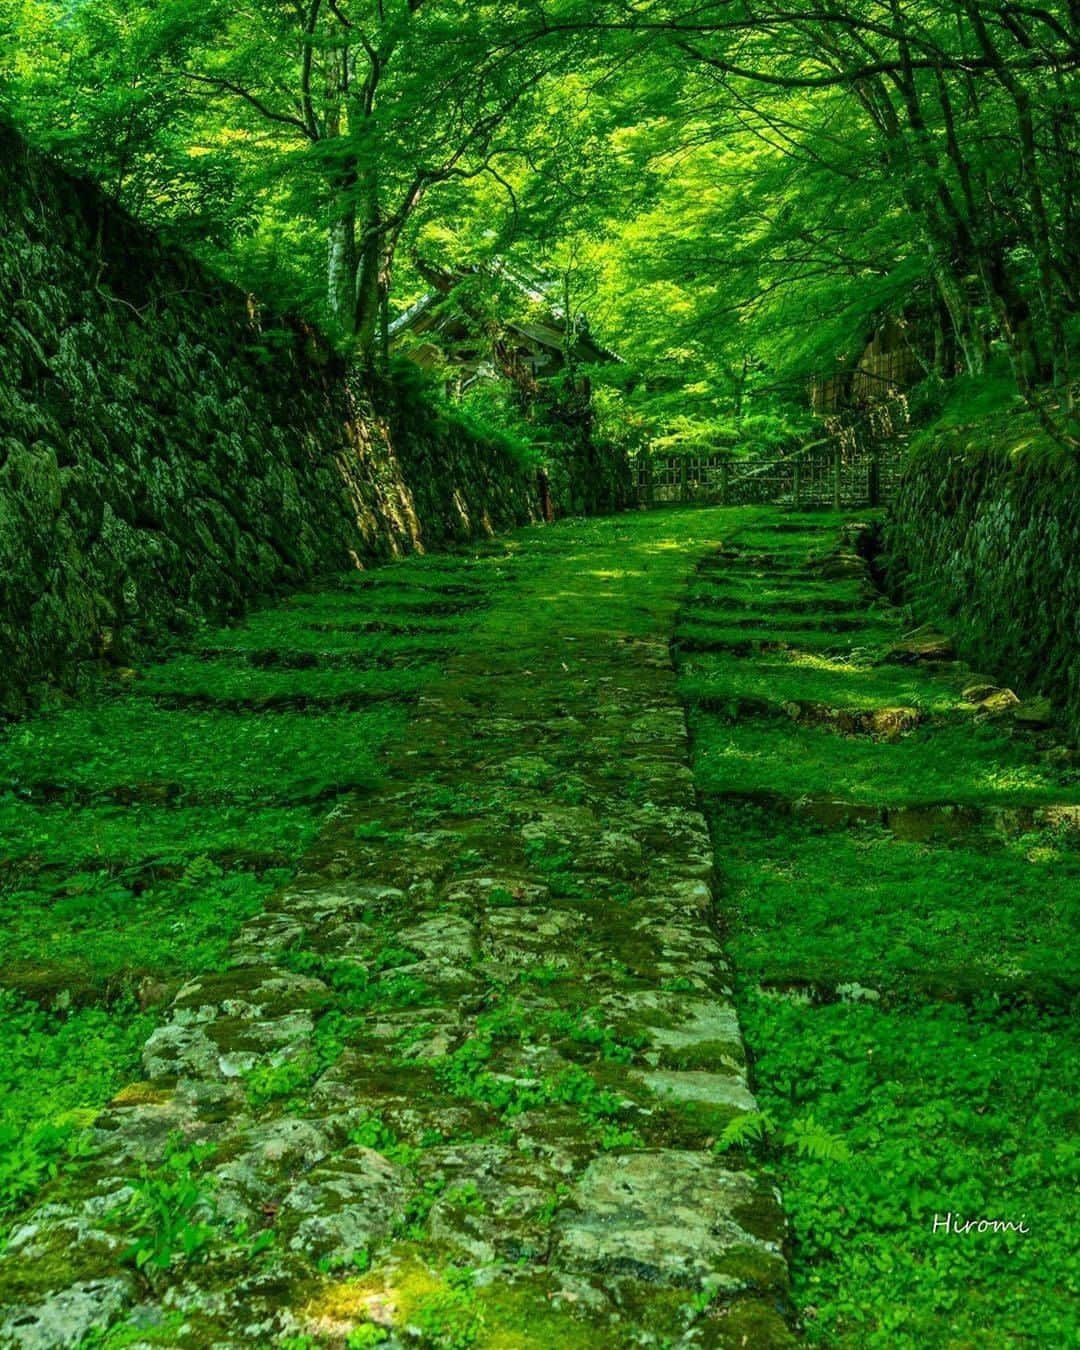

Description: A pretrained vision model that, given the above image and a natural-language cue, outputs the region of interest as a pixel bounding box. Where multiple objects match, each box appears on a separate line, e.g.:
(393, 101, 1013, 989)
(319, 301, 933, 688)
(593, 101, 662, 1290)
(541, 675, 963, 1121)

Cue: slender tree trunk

(353, 232, 383, 366)
(327, 205, 358, 335)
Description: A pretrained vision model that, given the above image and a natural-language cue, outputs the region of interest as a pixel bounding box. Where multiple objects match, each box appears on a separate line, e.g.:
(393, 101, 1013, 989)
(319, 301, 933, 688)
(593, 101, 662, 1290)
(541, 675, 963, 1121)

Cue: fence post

(833, 443, 842, 510)
(868, 447, 880, 508)
(720, 460, 729, 506)
(679, 457, 688, 503)
(640, 451, 654, 508)
(792, 459, 802, 507)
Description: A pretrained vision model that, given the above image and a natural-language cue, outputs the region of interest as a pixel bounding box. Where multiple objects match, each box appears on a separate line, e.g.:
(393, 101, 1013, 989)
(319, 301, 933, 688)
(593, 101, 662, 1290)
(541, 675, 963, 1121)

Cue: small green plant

(245, 1053, 319, 1109)
(349, 1114, 422, 1167)
(544, 1009, 645, 1063)
(598, 1123, 645, 1151)
(714, 1110, 850, 1163)
(345, 1327, 390, 1348)
(552, 777, 587, 805)
(534, 1183, 570, 1227)
(349, 1114, 399, 1153)
(515, 962, 563, 986)
(411, 1269, 485, 1350)
(396, 1176, 447, 1240)
(114, 1141, 220, 1283)
(522, 837, 583, 898)
(316, 1246, 371, 1275)
(444, 1182, 487, 1215)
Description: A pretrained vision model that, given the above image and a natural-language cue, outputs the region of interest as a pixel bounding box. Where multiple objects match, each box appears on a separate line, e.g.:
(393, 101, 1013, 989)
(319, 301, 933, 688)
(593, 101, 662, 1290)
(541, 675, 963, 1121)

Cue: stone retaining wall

(1, 123, 623, 716)
(882, 436, 1080, 737)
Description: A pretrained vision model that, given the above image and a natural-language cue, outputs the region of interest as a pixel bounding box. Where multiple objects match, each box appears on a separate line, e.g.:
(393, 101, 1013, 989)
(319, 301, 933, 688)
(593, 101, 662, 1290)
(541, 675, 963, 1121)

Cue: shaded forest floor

(0, 507, 1076, 1347)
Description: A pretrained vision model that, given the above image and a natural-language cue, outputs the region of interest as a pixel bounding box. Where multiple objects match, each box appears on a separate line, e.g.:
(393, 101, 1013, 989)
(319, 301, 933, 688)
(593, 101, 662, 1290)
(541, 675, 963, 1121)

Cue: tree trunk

(327, 207, 358, 336)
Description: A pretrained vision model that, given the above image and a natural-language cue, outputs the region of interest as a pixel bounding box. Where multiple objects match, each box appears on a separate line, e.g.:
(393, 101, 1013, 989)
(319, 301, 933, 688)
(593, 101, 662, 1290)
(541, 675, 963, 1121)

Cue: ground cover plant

(2, 705, 408, 804)
(679, 514, 1080, 1346)
(711, 802, 1079, 1000)
(679, 651, 967, 718)
(675, 617, 902, 657)
(0, 544, 508, 1239)
(691, 716, 1077, 808)
(133, 657, 437, 706)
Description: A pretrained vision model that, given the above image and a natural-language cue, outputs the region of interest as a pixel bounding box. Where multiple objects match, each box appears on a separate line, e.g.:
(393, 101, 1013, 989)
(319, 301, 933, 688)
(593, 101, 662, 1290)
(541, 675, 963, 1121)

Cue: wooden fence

(634, 421, 909, 510)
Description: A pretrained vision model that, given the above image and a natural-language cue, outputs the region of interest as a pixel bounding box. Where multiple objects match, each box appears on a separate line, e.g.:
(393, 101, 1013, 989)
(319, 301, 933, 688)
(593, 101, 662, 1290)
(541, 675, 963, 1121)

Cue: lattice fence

(634, 418, 909, 510)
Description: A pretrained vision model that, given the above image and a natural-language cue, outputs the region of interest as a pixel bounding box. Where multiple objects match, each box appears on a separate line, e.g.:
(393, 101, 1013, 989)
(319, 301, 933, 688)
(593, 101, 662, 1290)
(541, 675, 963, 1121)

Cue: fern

(785, 1114, 851, 1163)
(714, 1109, 771, 1154)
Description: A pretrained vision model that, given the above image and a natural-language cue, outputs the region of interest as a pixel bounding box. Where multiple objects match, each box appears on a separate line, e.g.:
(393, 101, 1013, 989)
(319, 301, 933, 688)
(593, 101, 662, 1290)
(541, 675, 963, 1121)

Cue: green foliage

(244, 1053, 321, 1111)
(0, 863, 288, 992)
(692, 715, 1076, 808)
(282, 947, 428, 1017)
(649, 408, 814, 460)
(679, 647, 962, 717)
(0, 701, 405, 804)
(522, 836, 583, 898)
(115, 1142, 220, 1280)
(0, 991, 154, 1230)
(745, 995, 1078, 1346)
(345, 1326, 390, 1348)
(6, 0, 1076, 447)
(544, 1008, 646, 1064)
(0, 531, 499, 1236)
(411, 1276, 485, 1350)
(683, 513, 1080, 1344)
(713, 803, 1079, 997)
(433, 1002, 629, 1124)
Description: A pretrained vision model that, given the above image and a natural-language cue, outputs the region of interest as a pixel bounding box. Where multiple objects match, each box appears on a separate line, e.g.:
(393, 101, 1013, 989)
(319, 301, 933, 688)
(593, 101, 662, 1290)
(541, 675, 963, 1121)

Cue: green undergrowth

(683, 513, 1080, 1345)
(675, 617, 900, 656)
(0, 537, 514, 1238)
(1, 699, 410, 804)
(0, 993, 156, 1228)
(0, 865, 289, 997)
(905, 363, 1068, 467)
(693, 714, 1077, 807)
(679, 649, 967, 717)
(199, 627, 452, 662)
(0, 799, 317, 868)
(741, 993, 1078, 1346)
(715, 802, 1079, 999)
(684, 578, 874, 611)
(131, 652, 442, 701)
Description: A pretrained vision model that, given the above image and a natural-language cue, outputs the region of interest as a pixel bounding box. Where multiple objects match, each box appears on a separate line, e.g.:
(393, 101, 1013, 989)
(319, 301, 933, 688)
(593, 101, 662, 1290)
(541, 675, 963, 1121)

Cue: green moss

(1, 703, 407, 803)
(680, 648, 965, 718)
(693, 714, 1077, 808)
(0, 991, 156, 1228)
(657, 1039, 746, 1072)
(714, 802, 1079, 996)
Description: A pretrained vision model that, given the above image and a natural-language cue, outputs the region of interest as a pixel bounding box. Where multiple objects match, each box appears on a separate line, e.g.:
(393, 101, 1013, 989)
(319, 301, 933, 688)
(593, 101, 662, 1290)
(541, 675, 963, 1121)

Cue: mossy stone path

(0, 509, 793, 1348)
(4, 507, 1074, 1347)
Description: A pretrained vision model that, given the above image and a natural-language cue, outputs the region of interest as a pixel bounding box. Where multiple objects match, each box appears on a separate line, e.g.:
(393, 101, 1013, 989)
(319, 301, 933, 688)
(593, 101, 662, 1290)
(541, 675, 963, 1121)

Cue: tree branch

(182, 71, 315, 138)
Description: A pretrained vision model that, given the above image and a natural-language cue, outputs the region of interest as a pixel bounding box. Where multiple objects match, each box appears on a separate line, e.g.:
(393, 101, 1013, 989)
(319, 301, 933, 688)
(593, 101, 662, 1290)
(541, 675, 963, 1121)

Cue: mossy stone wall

(0, 123, 546, 715)
(883, 440, 1080, 736)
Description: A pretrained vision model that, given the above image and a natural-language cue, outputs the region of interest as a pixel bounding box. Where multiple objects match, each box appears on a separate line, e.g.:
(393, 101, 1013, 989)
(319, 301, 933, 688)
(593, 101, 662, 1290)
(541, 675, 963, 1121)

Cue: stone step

(705, 787, 1080, 843)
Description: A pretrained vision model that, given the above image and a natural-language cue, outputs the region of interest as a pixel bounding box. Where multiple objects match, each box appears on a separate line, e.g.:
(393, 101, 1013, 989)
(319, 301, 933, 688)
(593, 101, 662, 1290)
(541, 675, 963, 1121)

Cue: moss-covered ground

(1, 506, 1076, 1348)
(0, 549, 505, 1236)
(677, 512, 1079, 1347)
(1, 508, 791, 1349)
